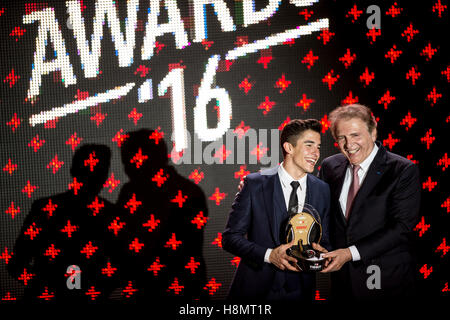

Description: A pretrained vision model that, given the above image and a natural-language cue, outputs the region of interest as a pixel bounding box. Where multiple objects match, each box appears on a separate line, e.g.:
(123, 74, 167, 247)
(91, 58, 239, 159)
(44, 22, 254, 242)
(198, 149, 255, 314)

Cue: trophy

(285, 204, 326, 271)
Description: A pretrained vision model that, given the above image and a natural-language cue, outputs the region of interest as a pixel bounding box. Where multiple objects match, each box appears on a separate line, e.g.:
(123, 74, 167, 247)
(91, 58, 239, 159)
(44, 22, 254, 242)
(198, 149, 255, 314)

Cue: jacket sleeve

(355, 163, 421, 262)
(222, 177, 267, 267)
(319, 183, 332, 251)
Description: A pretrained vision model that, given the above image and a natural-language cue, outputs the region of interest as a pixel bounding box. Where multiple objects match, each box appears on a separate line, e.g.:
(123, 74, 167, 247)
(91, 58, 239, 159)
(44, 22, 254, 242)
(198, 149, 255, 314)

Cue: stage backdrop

(0, 0, 448, 301)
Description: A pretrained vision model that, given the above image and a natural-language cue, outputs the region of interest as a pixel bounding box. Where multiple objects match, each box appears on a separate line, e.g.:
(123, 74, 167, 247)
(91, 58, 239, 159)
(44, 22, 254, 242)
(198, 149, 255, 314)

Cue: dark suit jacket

(222, 166, 330, 300)
(319, 141, 420, 300)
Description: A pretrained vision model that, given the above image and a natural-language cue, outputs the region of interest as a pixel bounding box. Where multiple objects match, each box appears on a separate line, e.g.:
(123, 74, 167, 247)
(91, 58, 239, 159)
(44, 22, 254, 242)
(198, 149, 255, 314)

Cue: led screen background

(0, 0, 448, 302)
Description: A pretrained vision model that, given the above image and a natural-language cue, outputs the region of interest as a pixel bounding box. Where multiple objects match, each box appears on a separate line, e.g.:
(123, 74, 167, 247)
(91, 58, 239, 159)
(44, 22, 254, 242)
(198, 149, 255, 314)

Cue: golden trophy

(286, 204, 326, 271)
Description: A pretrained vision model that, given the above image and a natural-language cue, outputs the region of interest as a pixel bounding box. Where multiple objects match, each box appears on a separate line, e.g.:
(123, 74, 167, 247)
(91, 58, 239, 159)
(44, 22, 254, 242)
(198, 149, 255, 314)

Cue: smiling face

(335, 117, 377, 165)
(283, 129, 321, 179)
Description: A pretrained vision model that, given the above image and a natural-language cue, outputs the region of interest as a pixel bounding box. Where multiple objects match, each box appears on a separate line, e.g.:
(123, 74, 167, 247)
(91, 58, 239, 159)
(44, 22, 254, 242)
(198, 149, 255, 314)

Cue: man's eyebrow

(303, 140, 318, 144)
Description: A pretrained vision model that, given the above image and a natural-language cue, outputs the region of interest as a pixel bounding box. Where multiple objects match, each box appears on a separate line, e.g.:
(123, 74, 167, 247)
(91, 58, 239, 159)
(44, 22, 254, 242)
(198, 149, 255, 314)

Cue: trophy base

(298, 254, 326, 272)
(287, 248, 326, 272)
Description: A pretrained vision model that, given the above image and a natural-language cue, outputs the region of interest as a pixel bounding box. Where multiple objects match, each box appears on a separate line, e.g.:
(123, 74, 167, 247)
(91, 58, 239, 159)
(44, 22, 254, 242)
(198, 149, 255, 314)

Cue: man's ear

(283, 142, 292, 156)
(371, 127, 377, 142)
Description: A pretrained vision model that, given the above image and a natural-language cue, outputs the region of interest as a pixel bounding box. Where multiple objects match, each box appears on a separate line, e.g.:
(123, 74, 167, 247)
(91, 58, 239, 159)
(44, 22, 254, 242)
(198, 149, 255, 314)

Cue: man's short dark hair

(280, 119, 322, 158)
(329, 104, 377, 139)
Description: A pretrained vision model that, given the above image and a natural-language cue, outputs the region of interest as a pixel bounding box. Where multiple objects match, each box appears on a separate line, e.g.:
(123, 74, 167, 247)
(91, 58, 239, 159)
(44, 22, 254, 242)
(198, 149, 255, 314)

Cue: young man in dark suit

(318, 104, 421, 301)
(222, 119, 331, 301)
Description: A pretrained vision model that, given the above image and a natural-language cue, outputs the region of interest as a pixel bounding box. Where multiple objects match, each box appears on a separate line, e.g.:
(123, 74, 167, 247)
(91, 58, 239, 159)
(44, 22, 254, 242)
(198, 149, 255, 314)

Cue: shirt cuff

(349, 245, 361, 261)
(264, 248, 273, 263)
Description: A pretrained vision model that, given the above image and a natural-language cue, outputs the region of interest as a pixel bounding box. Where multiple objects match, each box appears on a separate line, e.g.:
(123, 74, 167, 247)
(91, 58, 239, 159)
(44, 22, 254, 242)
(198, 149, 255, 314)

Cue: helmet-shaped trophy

(285, 204, 326, 271)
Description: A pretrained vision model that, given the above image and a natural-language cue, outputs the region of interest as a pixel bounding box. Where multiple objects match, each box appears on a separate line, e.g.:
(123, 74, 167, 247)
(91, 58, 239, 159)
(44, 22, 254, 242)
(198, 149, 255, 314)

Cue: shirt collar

(278, 162, 307, 190)
(353, 143, 379, 173)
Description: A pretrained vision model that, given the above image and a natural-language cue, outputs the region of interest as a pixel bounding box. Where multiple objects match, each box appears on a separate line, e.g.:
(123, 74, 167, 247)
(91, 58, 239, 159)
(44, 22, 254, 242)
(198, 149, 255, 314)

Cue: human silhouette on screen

(115, 129, 208, 301)
(8, 144, 120, 303)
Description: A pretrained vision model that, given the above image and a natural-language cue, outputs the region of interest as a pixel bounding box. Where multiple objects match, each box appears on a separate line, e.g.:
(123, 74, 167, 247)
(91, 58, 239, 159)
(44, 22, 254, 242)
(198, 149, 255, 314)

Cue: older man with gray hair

(318, 104, 420, 301)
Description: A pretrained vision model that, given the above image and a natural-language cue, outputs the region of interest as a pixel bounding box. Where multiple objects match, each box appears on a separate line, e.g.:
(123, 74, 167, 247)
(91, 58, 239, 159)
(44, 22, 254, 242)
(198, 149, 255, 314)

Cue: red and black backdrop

(0, 0, 448, 302)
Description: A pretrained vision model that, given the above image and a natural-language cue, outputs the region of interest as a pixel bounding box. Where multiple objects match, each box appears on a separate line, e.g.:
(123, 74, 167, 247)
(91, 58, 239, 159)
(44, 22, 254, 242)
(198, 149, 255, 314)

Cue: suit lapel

(348, 144, 387, 223)
(305, 174, 313, 208)
(262, 170, 286, 246)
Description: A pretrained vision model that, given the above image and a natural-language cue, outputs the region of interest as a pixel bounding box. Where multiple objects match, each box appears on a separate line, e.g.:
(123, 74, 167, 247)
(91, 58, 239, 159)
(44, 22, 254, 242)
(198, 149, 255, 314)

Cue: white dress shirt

(264, 163, 307, 263)
(339, 143, 379, 261)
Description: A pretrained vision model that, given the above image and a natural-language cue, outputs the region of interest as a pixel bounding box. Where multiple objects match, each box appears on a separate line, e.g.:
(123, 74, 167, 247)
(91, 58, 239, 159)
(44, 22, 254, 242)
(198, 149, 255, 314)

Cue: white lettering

(192, 0, 236, 42)
(67, 0, 138, 78)
(23, 8, 77, 100)
(142, 0, 189, 60)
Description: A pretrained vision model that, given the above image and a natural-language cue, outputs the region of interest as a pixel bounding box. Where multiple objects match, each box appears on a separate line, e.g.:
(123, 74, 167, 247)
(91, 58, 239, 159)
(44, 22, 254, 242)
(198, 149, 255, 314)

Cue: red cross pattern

(239, 76, 254, 94)
(125, 193, 142, 214)
(346, 4, 363, 22)
(24, 223, 41, 240)
(61, 220, 78, 238)
(170, 190, 188, 208)
(142, 214, 160, 232)
(167, 278, 184, 295)
(81, 241, 98, 259)
(301, 50, 318, 70)
(339, 49, 356, 68)
(18, 268, 34, 286)
(414, 216, 431, 237)
(165, 233, 182, 250)
(209, 188, 226, 206)
(258, 96, 276, 115)
(6, 113, 21, 132)
(84, 152, 99, 172)
(386, 2, 402, 17)
(152, 168, 169, 187)
(149, 127, 164, 144)
(38, 287, 54, 301)
(5, 202, 20, 219)
(422, 176, 437, 192)
(47, 155, 64, 174)
(44, 244, 60, 260)
(191, 211, 208, 229)
(3, 159, 17, 175)
(65, 132, 82, 152)
(112, 129, 129, 147)
(130, 148, 148, 169)
(437, 153, 450, 171)
(28, 135, 45, 152)
(274, 74, 291, 93)
(420, 129, 435, 149)
(189, 169, 204, 184)
(203, 278, 221, 295)
(122, 281, 138, 298)
(212, 233, 222, 248)
(147, 257, 165, 276)
(385, 45, 402, 63)
(322, 70, 339, 90)
(185, 257, 200, 274)
(400, 112, 417, 131)
(85, 286, 101, 301)
(382, 133, 400, 150)
(101, 262, 117, 277)
(296, 93, 315, 111)
(436, 238, 449, 257)
(128, 108, 143, 126)
(129, 238, 144, 253)
(108, 217, 126, 236)
(0, 247, 13, 265)
(231, 256, 241, 267)
(87, 196, 104, 216)
(378, 90, 396, 109)
(69, 177, 83, 195)
(420, 264, 433, 279)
